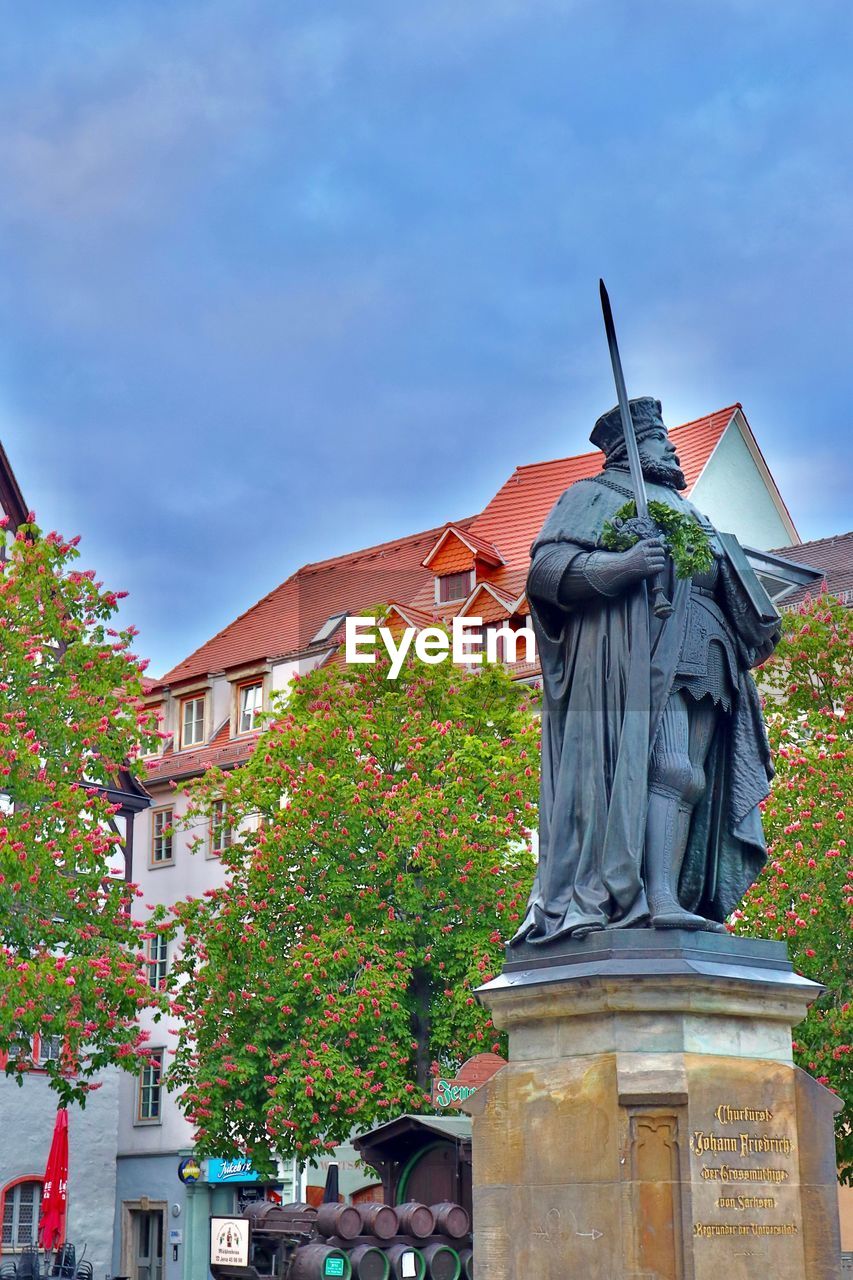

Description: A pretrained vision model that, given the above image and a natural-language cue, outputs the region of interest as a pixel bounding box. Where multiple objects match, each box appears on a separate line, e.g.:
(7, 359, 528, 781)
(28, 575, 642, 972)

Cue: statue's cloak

(516, 474, 776, 943)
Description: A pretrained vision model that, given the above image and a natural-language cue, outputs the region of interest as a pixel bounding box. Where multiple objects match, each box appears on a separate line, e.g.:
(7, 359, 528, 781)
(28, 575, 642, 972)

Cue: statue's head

(590, 397, 687, 491)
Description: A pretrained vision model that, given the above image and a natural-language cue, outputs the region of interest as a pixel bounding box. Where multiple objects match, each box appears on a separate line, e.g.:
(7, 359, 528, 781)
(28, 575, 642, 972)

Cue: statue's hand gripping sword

(599, 279, 674, 619)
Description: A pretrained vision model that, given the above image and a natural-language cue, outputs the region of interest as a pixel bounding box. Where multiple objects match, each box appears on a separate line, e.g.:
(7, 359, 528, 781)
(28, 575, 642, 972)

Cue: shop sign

(178, 1156, 202, 1184)
(431, 1052, 506, 1109)
(210, 1217, 249, 1268)
(206, 1156, 261, 1183)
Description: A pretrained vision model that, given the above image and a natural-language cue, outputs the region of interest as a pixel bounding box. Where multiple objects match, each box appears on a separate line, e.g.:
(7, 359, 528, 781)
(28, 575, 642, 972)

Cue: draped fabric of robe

(514, 473, 777, 944)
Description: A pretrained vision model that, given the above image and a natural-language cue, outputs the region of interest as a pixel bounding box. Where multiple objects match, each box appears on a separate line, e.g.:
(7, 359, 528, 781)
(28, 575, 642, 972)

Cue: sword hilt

(651, 575, 674, 618)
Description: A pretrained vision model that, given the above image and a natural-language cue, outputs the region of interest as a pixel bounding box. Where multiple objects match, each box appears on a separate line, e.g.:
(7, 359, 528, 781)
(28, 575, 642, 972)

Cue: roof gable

(457, 581, 517, 622)
(422, 524, 504, 572)
(690, 406, 799, 549)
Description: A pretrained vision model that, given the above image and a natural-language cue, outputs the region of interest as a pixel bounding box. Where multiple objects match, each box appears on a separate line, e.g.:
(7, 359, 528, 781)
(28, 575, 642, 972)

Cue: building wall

(112, 1151, 197, 1280)
(690, 416, 794, 550)
(0, 1068, 120, 1277)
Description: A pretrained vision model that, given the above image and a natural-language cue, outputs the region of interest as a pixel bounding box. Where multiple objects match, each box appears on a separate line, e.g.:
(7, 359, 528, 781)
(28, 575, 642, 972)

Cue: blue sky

(1, 1, 851, 675)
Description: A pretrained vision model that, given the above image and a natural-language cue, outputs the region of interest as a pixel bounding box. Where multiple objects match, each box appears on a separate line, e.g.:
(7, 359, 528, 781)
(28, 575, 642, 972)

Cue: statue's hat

(590, 396, 665, 458)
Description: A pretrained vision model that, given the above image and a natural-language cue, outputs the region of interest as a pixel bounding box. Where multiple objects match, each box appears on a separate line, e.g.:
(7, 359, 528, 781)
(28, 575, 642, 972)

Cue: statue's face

(637, 426, 687, 490)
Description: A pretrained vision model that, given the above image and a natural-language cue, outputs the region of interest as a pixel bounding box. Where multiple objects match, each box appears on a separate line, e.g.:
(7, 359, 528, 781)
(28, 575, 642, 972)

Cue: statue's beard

(606, 452, 687, 491)
(639, 454, 687, 490)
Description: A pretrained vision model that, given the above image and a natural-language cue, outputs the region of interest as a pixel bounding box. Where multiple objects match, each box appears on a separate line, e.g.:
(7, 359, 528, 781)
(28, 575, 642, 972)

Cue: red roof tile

(770, 531, 853, 609)
(422, 524, 504, 569)
(154, 520, 474, 689)
(152, 406, 737, 692)
(447, 406, 738, 602)
(146, 719, 260, 785)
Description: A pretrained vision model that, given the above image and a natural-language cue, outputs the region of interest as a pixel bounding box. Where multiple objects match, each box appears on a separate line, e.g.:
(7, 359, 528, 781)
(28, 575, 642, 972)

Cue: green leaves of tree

(0, 520, 165, 1104)
(169, 650, 538, 1173)
(732, 595, 852, 1179)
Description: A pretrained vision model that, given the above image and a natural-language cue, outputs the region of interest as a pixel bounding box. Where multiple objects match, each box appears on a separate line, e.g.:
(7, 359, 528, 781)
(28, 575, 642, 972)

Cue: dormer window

(436, 570, 474, 604)
(237, 680, 263, 734)
(180, 695, 205, 748)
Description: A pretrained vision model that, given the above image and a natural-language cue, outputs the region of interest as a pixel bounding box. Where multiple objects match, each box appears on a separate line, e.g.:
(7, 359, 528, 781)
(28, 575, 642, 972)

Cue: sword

(599, 279, 673, 619)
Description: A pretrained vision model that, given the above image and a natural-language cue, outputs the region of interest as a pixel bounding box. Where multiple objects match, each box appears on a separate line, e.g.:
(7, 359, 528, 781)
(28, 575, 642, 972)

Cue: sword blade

(599, 279, 649, 519)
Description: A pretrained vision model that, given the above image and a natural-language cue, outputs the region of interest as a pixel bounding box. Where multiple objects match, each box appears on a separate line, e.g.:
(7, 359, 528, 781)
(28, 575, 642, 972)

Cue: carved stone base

(469, 931, 842, 1280)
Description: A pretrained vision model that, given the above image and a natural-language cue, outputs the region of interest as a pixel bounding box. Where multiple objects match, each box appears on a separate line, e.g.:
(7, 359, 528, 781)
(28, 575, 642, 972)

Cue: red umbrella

(38, 1108, 69, 1251)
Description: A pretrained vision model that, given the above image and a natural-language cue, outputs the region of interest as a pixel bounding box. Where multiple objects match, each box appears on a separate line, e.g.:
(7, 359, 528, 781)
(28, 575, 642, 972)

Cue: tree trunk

(409, 967, 432, 1092)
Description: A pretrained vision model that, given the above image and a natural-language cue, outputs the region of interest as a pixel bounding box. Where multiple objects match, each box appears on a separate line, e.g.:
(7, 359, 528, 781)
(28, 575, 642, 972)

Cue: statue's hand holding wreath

(582, 537, 668, 597)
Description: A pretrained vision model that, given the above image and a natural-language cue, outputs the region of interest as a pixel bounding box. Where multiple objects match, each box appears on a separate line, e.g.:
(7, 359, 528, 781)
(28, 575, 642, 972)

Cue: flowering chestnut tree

(0, 517, 164, 1103)
(169, 652, 538, 1171)
(732, 595, 852, 1177)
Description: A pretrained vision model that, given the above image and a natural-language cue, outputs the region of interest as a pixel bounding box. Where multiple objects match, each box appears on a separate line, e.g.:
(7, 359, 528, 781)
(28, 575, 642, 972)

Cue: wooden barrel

(393, 1203, 435, 1240)
(428, 1204, 469, 1240)
(421, 1243, 460, 1280)
(347, 1244, 390, 1280)
(456, 1248, 473, 1280)
(290, 1243, 352, 1280)
(244, 1200, 316, 1231)
(384, 1245, 426, 1280)
(316, 1203, 363, 1241)
(357, 1204, 399, 1240)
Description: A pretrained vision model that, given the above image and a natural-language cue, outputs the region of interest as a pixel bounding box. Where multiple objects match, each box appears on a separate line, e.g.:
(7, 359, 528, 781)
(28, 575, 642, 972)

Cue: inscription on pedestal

(690, 1097, 801, 1245)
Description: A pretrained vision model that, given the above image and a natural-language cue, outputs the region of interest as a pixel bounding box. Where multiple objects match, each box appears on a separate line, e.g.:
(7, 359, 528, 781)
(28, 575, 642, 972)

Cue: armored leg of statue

(645, 690, 719, 930)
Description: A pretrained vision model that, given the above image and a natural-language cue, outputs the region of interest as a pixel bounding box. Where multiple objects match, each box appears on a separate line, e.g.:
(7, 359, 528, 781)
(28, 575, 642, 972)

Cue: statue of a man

(512, 397, 781, 944)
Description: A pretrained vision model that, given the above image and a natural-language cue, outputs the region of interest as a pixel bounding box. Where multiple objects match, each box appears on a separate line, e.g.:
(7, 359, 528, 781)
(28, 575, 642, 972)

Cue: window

(436, 571, 474, 604)
(180, 696, 205, 748)
(137, 1050, 164, 1122)
(151, 809, 173, 866)
(210, 800, 232, 857)
(311, 612, 348, 644)
(146, 935, 169, 989)
(237, 681, 263, 734)
(35, 1034, 62, 1067)
(2, 1181, 42, 1249)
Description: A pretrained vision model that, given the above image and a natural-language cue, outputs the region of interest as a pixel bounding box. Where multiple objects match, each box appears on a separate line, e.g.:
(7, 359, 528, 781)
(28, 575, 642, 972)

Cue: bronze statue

(512, 290, 780, 945)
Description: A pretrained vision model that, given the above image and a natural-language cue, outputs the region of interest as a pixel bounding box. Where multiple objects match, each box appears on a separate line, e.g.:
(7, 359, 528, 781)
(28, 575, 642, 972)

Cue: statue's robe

(514, 471, 778, 943)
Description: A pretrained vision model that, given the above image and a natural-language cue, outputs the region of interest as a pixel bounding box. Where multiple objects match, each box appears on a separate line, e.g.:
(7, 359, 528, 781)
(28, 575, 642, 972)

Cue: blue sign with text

(206, 1157, 260, 1184)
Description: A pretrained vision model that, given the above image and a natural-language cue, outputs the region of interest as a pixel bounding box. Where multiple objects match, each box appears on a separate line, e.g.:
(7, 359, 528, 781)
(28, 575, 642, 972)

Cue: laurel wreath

(600, 500, 715, 579)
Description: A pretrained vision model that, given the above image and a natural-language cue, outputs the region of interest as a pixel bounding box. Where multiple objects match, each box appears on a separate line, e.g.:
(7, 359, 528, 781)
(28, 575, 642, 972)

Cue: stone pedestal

(469, 930, 842, 1280)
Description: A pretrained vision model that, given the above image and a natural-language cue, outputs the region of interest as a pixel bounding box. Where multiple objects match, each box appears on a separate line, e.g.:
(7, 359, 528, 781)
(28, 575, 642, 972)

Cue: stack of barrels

(285, 1200, 473, 1280)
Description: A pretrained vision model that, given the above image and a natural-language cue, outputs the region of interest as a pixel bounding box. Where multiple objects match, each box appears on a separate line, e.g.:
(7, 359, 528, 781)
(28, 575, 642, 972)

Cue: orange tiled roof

(151, 405, 737, 703)
(422, 524, 504, 569)
(154, 520, 475, 690)
(146, 719, 261, 785)
(444, 405, 739, 603)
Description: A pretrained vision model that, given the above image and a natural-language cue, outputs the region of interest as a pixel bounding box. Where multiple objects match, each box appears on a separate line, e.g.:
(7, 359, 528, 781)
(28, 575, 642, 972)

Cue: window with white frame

(146, 934, 169, 989)
(151, 809, 174, 865)
(180, 696, 205, 748)
(237, 681, 263, 734)
(34, 1034, 62, 1067)
(210, 799, 233, 857)
(436, 570, 474, 604)
(137, 1049, 164, 1122)
(1, 1181, 42, 1249)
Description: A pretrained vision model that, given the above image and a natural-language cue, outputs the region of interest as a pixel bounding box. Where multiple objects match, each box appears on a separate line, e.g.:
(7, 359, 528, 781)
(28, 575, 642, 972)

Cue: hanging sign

(178, 1157, 202, 1184)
